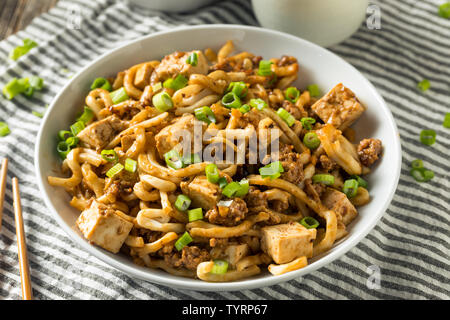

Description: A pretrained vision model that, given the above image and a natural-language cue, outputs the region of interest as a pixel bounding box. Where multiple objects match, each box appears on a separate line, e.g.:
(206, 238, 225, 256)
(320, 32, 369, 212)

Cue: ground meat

(244, 187, 269, 213)
(163, 246, 210, 271)
(252, 55, 263, 67)
(277, 55, 297, 67)
(238, 235, 260, 253)
(305, 179, 326, 203)
(357, 138, 382, 166)
(209, 238, 229, 248)
(271, 200, 289, 212)
(319, 154, 337, 172)
(282, 100, 303, 120)
(205, 198, 248, 226)
(278, 144, 304, 184)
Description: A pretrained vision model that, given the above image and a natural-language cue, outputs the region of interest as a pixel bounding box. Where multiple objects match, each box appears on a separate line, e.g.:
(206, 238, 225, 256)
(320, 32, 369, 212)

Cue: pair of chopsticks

(0, 158, 33, 300)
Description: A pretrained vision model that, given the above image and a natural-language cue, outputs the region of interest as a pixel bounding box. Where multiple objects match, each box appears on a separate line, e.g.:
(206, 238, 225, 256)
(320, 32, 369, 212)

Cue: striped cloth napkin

(0, 0, 448, 300)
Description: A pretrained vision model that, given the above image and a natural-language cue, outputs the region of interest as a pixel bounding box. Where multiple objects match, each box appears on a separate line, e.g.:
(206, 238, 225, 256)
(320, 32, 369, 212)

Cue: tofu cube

(225, 244, 249, 267)
(180, 175, 221, 210)
(321, 187, 358, 225)
(311, 83, 366, 130)
(76, 201, 133, 253)
(261, 222, 317, 264)
(77, 115, 125, 150)
(154, 50, 209, 81)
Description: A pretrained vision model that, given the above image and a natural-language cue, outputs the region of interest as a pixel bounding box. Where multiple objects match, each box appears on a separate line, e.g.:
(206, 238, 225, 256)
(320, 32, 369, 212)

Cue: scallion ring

(152, 91, 173, 112)
(175, 194, 191, 212)
(303, 132, 320, 149)
(175, 232, 193, 251)
(187, 208, 203, 222)
(101, 149, 118, 163)
(299, 216, 320, 229)
(343, 179, 359, 198)
(312, 174, 335, 186)
(221, 92, 241, 109)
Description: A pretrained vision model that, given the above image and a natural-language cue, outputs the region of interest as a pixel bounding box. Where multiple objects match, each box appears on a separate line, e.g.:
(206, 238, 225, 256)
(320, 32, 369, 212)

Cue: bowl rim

(34, 24, 402, 292)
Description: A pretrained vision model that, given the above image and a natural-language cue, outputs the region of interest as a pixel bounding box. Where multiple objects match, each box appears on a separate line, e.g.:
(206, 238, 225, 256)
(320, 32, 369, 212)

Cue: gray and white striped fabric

(0, 0, 448, 300)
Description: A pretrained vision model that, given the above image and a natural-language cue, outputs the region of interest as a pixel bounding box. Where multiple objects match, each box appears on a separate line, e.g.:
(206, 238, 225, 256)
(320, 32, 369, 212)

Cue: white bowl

(35, 25, 401, 291)
(127, 0, 218, 12)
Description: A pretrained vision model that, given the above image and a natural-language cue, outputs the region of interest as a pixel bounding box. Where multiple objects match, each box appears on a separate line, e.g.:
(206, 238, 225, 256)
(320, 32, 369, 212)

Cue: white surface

(252, 0, 369, 47)
(35, 25, 402, 291)
(127, 0, 218, 12)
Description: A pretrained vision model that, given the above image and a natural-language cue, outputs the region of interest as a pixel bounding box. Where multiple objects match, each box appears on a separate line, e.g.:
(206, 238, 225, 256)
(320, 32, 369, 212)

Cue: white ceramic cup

(127, 0, 218, 12)
(251, 0, 369, 47)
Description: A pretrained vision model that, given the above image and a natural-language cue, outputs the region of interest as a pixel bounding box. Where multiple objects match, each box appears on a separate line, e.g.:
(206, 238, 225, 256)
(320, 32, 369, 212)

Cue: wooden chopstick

(0, 158, 8, 230)
(12, 177, 33, 300)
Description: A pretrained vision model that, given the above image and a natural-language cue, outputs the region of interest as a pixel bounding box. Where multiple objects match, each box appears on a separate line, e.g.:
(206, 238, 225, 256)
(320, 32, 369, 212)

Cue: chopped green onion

(124, 158, 137, 173)
(307, 84, 320, 97)
(301, 117, 316, 130)
(9, 38, 37, 61)
(163, 74, 188, 91)
(420, 129, 436, 146)
(234, 179, 249, 197)
(186, 52, 198, 66)
(175, 194, 191, 211)
(164, 149, 183, 169)
(90, 77, 112, 91)
(285, 87, 300, 103)
(101, 149, 118, 163)
(343, 179, 359, 198)
(239, 104, 251, 114)
(58, 130, 73, 141)
(0, 122, 11, 137)
(228, 81, 248, 98)
(312, 174, 335, 186)
(249, 98, 267, 111)
(258, 60, 273, 76)
(29, 76, 44, 90)
(23, 86, 34, 97)
(259, 161, 284, 180)
(303, 132, 320, 149)
(350, 175, 368, 189)
(70, 121, 85, 136)
(411, 160, 424, 169)
(175, 232, 193, 251)
(443, 113, 450, 129)
(277, 108, 295, 127)
(152, 91, 173, 112)
(195, 106, 216, 124)
(210, 259, 228, 274)
(110, 87, 129, 104)
(32, 110, 44, 118)
(2, 78, 28, 100)
(221, 92, 241, 109)
(410, 168, 434, 182)
(299, 216, 319, 229)
(187, 208, 203, 222)
(222, 182, 241, 198)
(417, 79, 430, 92)
(106, 163, 124, 178)
(218, 177, 228, 189)
(438, 2, 450, 18)
(152, 82, 162, 93)
(205, 163, 220, 184)
(76, 106, 94, 124)
(57, 141, 70, 159)
(65, 136, 79, 148)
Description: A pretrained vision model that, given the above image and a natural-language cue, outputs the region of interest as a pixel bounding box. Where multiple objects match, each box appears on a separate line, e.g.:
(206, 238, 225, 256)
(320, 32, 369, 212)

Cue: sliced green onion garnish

(221, 92, 241, 109)
(76, 106, 94, 124)
(312, 174, 335, 185)
(277, 108, 295, 127)
(110, 87, 129, 104)
(163, 74, 188, 91)
(0, 122, 11, 137)
(350, 175, 368, 189)
(57, 141, 70, 159)
(259, 161, 284, 180)
(258, 60, 273, 76)
(228, 81, 248, 98)
(303, 132, 320, 149)
(205, 163, 220, 184)
(210, 259, 228, 274)
(195, 106, 216, 124)
(58, 130, 73, 141)
(417, 79, 430, 92)
(285, 87, 300, 103)
(222, 182, 241, 198)
(411, 160, 424, 169)
(152, 91, 173, 112)
(29, 76, 44, 91)
(152, 82, 162, 93)
(343, 179, 359, 198)
(32, 110, 44, 118)
(234, 179, 249, 197)
(65, 136, 79, 148)
(175, 232, 193, 251)
(438, 2, 450, 19)
(2, 78, 27, 100)
(164, 149, 183, 169)
(300, 117, 316, 130)
(410, 168, 434, 182)
(299, 216, 320, 229)
(218, 177, 228, 189)
(9, 38, 37, 61)
(307, 84, 320, 97)
(124, 158, 137, 173)
(23, 86, 34, 97)
(420, 129, 436, 146)
(249, 98, 267, 111)
(70, 121, 85, 136)
(101, 149, 118, 163)
(175, 194, 191, 212)
(187, 208, 203, 222)
(106, 163, 124, 178)
(443, 113, 450, 128)
(186, 52, 198, 66)
(90, 77, 112, 91)
(239, 104, 251, 114)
